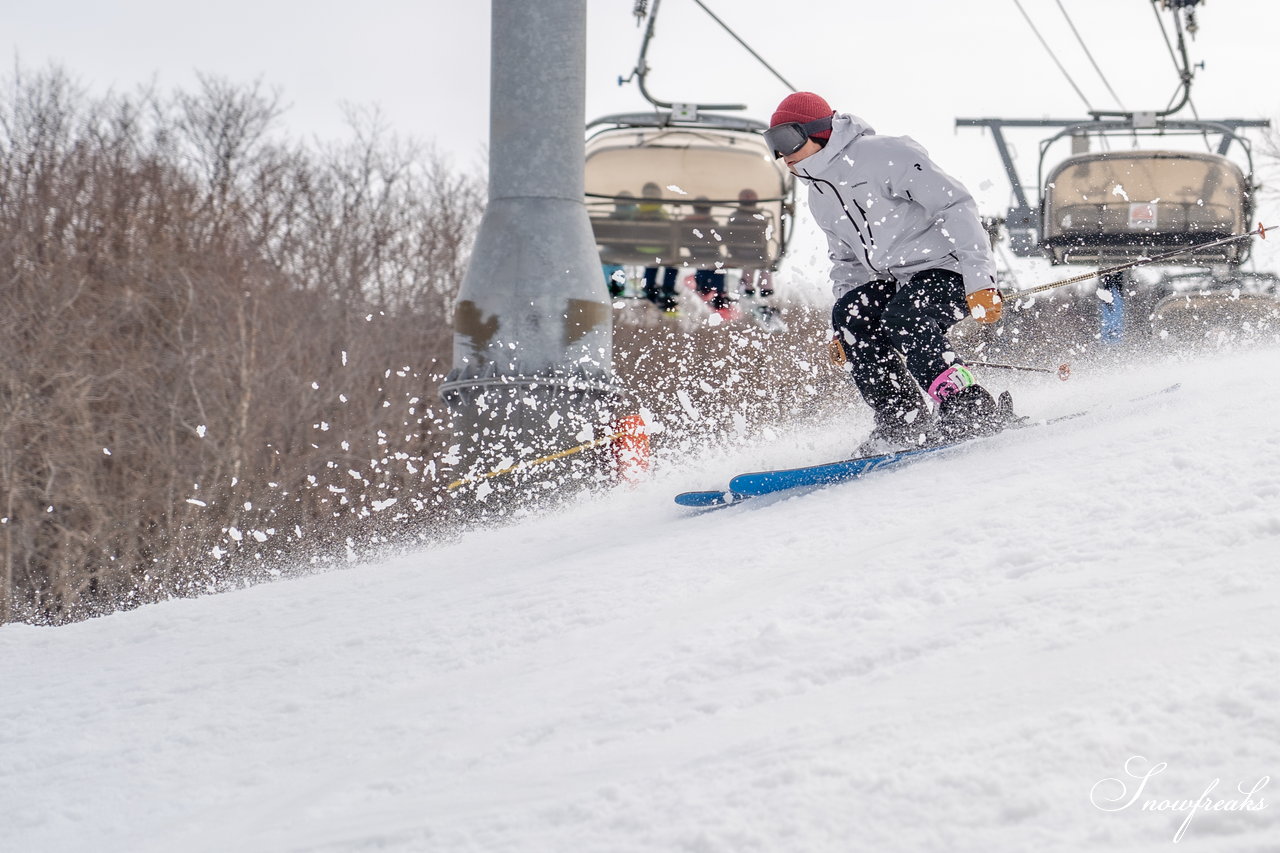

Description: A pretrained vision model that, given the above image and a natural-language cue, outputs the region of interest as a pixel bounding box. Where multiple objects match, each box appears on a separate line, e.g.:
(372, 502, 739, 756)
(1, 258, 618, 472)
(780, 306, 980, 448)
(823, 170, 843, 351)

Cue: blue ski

(729, 441, 955, 496)
(672, 384, 1179, 509)
(673, 442, 954, 509)
(673, 489, 746, 508)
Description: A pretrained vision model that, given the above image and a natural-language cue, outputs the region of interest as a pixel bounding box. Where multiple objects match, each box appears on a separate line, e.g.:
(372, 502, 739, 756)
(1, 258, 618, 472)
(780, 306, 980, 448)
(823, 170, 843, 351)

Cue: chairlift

(585, 112, 792, 271)
(960, 116, 1266, 268)
(584, 0, 796, 280)
(959, 1, 1268, 269)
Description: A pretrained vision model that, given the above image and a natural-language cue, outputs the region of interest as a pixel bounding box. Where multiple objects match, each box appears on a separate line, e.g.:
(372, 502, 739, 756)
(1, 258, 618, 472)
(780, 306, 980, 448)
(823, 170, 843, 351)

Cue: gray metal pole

(441, 0, 622, 497)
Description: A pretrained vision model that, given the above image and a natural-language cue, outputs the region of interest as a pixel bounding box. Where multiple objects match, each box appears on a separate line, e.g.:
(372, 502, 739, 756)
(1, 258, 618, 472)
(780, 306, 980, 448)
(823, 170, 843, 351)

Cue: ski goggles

(763, 115, 833, 159)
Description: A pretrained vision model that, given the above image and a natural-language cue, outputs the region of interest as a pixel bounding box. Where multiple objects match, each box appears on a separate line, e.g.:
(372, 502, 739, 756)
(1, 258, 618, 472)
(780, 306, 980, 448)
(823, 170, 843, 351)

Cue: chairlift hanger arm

(1049, 1, 1197, 122)
(624, 0, 746, 112)
(1088, 0, 1196, 121)
(623, 0, 800, 113)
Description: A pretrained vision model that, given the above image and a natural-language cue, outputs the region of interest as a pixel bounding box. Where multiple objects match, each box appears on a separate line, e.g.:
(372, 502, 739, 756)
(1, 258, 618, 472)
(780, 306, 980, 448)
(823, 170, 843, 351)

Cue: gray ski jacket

(791, 113, 997, 299)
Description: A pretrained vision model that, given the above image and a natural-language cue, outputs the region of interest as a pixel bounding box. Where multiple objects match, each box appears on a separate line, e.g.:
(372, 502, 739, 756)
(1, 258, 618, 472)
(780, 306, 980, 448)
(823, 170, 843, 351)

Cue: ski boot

(935, 385, 1018, 443)
(855, 403, 933, 456)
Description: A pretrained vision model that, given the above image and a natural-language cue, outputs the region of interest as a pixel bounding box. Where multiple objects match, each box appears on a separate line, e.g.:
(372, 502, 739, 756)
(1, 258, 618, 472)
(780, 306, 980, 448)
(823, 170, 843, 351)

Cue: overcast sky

(8, 0, 1280, 266)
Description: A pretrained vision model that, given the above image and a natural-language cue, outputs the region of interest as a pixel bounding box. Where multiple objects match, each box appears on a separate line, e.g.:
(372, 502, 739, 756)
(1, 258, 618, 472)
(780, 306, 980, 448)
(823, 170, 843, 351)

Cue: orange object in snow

(612, 414, 651, 483)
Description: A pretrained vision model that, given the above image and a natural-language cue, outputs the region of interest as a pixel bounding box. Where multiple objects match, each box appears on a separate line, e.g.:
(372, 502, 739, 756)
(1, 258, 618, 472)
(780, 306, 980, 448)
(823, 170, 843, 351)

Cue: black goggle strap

(764, 114, 834, 158)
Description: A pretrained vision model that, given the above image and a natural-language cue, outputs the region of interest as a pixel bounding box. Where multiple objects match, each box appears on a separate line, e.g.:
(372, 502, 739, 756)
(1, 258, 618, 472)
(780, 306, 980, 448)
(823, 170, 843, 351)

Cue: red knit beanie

(770, 92, 834, 140)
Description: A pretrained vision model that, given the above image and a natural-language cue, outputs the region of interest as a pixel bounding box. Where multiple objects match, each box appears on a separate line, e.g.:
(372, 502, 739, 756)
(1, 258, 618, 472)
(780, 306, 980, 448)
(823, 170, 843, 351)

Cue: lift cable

(1011, 0, 1095, 113)
(1053, 0, 1126, 112)
(688, 0, 798, 93)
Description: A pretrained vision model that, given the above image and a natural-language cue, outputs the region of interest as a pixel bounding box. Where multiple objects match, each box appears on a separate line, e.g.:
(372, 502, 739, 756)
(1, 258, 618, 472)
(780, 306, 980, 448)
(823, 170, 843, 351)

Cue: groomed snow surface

(3, 346, 1279, 853)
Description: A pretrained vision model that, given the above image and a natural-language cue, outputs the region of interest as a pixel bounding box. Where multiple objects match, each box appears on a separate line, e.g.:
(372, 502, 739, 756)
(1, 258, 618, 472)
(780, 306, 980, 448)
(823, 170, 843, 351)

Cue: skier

(764, 92, 1009, 452)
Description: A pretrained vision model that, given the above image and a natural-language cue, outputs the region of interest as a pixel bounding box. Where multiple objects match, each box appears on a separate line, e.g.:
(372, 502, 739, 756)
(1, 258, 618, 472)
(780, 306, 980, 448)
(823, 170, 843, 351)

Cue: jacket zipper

(798, 169, 881, 275)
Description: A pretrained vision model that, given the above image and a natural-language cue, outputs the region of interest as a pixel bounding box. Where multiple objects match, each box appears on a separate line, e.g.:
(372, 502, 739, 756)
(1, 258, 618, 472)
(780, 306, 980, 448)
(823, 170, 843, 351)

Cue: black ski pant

(643, 266, 678, 311)
(831, 269, 967, 417)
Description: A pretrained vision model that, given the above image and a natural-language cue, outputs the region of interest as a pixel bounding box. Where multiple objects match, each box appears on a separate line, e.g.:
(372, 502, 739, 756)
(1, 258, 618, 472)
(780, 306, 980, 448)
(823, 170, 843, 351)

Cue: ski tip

(674, 490, 743, 509)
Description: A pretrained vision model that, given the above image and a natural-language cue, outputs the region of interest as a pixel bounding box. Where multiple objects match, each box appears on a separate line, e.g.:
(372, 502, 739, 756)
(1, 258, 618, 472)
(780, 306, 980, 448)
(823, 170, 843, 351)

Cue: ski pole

(446, 431, 626, 491)
(446, 414, 652, 491)
(999, 222, 1270, 302)
(967, 360, 1071, 381)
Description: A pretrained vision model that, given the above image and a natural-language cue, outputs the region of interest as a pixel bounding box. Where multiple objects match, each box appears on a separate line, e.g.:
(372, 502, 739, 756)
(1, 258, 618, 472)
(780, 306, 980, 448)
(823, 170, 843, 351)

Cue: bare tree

(0, 67, 483, 624)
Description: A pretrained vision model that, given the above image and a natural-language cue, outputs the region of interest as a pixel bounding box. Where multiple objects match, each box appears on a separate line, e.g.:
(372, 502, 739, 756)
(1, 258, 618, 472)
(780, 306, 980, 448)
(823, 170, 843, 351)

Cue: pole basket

(611, 414, 651, 483)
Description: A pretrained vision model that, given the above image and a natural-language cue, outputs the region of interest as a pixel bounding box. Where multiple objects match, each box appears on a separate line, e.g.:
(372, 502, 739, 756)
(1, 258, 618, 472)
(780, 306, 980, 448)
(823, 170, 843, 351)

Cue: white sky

(8, 0, 1280, 266)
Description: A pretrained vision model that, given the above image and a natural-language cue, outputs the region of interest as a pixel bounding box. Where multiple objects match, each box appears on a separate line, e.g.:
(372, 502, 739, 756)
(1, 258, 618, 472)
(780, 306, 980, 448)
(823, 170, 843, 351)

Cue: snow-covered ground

(3, 345, 1279, 853)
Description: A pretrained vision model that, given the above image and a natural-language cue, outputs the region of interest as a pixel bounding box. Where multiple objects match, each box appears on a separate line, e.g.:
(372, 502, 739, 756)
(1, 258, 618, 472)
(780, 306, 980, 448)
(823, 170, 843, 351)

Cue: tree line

(0, 68, 484, 623)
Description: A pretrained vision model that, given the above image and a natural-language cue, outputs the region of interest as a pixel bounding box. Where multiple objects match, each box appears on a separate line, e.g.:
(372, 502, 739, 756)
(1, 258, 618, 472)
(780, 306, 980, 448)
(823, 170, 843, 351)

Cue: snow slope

(3, 347, 1279, 853)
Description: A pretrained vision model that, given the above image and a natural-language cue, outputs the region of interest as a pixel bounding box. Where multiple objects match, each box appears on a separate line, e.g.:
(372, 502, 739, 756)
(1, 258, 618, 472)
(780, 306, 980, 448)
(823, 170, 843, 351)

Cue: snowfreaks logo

(1090, 756, 1270, 843)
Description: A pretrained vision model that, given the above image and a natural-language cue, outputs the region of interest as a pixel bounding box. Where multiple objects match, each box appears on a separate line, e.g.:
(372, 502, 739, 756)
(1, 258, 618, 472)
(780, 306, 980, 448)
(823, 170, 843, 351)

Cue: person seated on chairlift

(637, 182, 678, 313)
(727, 188, 774, 300)
(684, 196, 729, 311)
(600, 190, 636, 297)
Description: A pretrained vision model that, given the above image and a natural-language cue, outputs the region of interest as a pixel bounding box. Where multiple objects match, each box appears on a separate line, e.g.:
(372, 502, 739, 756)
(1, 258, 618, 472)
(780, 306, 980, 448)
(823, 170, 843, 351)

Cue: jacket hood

(800, 113, 876, 173)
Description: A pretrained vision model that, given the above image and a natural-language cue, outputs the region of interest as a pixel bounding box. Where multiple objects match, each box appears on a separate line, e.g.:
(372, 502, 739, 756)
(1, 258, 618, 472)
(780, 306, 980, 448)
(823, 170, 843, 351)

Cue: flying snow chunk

(676, 389, 701, 419)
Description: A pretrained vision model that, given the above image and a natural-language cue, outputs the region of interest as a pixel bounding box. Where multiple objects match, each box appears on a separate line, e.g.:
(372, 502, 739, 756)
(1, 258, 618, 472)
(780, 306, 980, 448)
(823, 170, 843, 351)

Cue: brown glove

(966, 288, 1003, 324)
(827, 335, 848, 368)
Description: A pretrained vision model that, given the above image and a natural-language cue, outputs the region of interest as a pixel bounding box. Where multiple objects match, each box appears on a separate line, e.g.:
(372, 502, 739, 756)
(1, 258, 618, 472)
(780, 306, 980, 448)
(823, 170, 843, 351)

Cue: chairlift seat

(679, 222, 725, 266)
(589, 217, 680, 265)
(722, 215, 774, 265)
